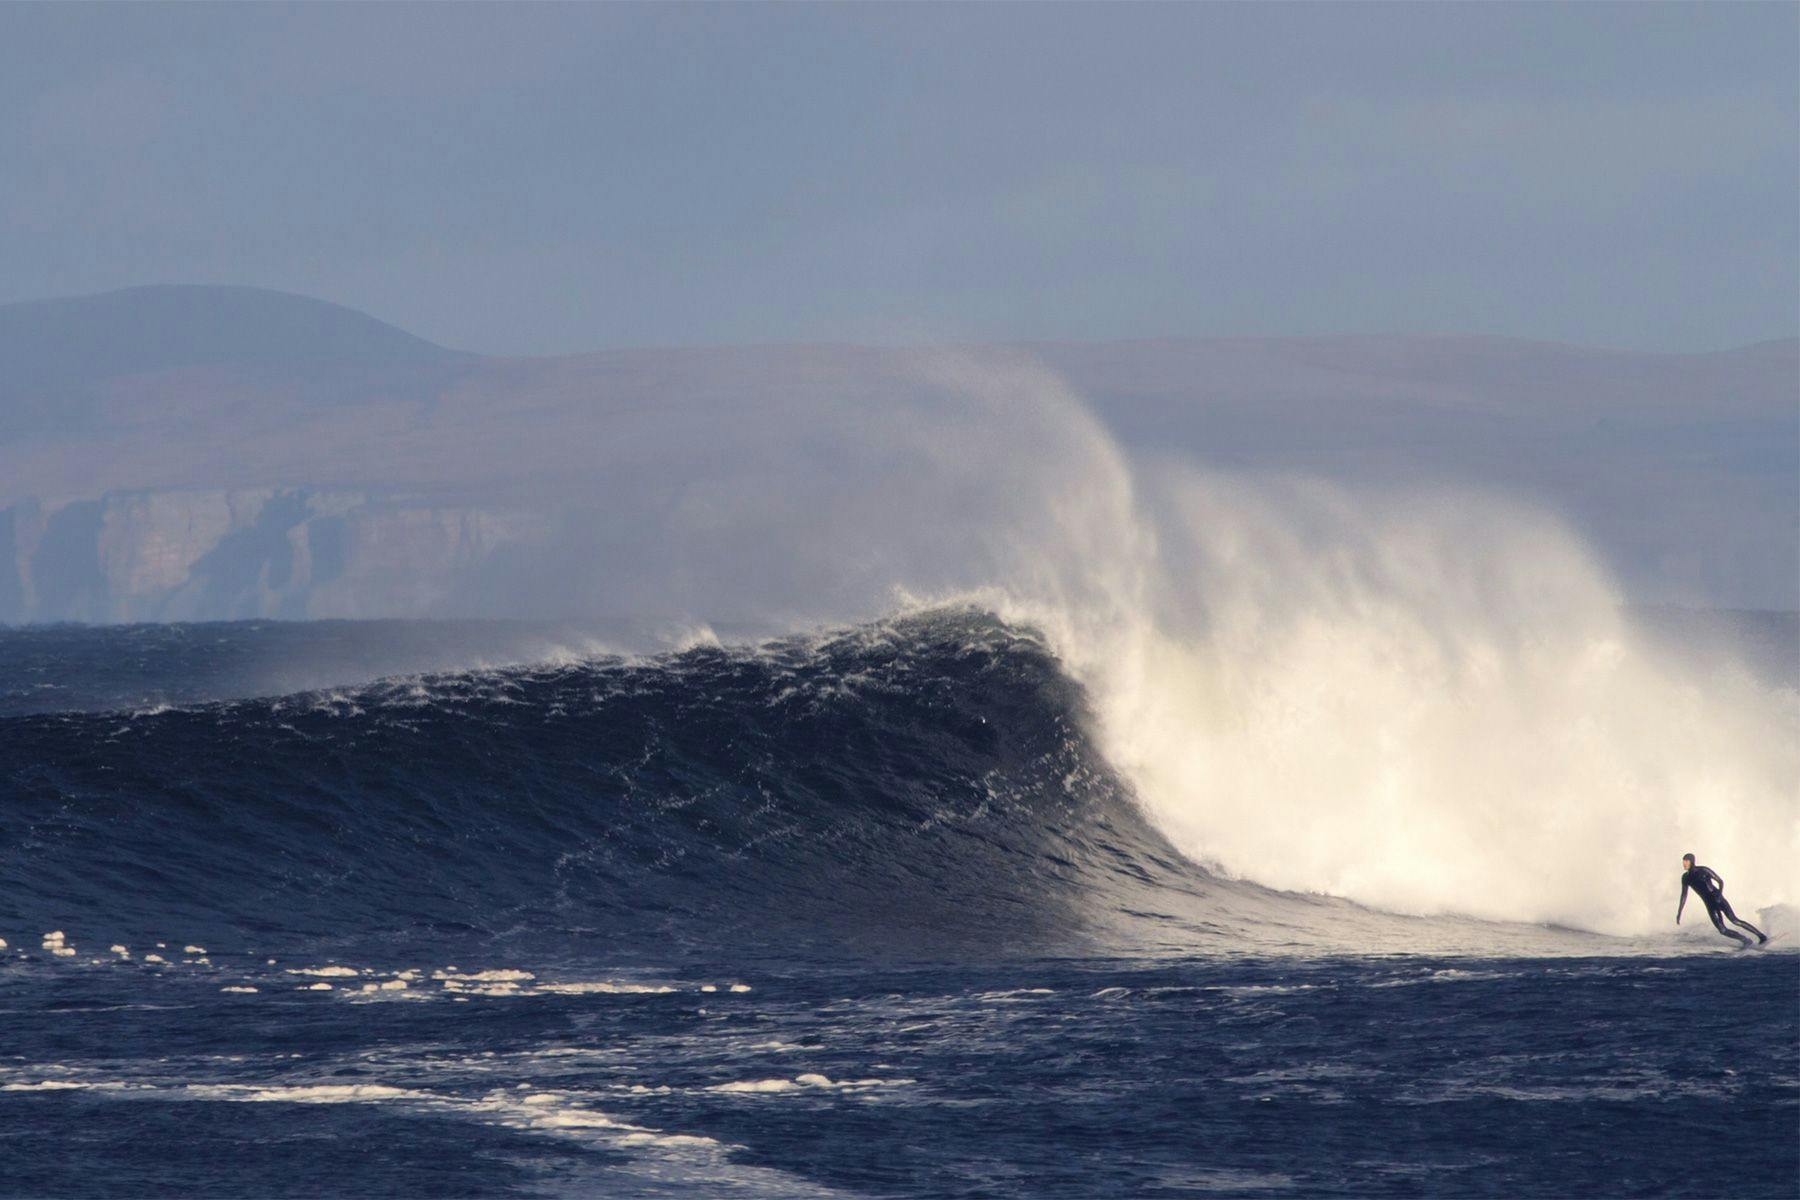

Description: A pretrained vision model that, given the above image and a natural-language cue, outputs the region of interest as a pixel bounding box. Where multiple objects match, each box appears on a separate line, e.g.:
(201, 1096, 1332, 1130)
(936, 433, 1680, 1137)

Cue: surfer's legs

(1707, 904, 1751, 946)
(1715, 898, 1768, 943)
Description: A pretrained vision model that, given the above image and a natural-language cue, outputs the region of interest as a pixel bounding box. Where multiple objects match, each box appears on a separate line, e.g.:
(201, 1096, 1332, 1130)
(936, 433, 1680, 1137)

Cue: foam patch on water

(439, 979, 526, 996)
(1368, 968, 1514, 989)
(15, 946, 755, 1010)
(709, 1078, 805, 1094)
(186, 1076, 789, 1180)
(432, 969, 537, 995)
(49, 1068, 806, 1182)
(191, 1083, 418, 1103)
(537, 981, 677, 995)
(484, 1090, 638, 1132)
(708, 1073, 910, 1094)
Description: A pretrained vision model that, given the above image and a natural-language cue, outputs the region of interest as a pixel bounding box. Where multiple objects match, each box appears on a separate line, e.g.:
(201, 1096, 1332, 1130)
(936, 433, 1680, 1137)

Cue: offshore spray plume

(907, 353, 1797, 937)
(521, 347, 1797, 936)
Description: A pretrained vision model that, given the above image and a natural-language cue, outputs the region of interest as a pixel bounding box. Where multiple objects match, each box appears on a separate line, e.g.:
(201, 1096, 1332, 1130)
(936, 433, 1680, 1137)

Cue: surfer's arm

(1676, 879, 1688, 924)
(1704, 867, 1724, 892)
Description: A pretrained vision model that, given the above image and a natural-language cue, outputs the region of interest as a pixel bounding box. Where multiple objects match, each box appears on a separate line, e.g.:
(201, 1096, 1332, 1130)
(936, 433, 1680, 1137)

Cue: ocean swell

(2, 351, 1793, 949)
(0, 611, 1195, 957)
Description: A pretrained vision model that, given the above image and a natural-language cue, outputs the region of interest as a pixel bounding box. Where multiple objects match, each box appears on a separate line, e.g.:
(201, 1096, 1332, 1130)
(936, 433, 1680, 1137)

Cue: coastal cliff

(0, 490, 548, 623)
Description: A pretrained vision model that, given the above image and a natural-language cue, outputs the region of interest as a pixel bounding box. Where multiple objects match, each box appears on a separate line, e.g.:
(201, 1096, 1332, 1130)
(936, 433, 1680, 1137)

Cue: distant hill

(0, 285, 471, 436)
(0, 284, 462, 381)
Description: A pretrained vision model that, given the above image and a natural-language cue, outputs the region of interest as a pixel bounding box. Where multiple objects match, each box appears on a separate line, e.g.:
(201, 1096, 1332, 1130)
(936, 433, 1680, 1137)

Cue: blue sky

(4, 2, 1795, 355)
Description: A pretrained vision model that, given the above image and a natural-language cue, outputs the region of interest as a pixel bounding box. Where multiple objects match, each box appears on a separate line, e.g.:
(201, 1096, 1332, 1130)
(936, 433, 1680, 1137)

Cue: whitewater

(461, 346, 1797, 939)
(2, 355, 1795, 1197)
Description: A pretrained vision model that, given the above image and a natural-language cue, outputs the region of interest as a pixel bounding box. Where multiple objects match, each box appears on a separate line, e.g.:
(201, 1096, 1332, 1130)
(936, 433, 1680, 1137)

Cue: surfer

(1676, 853, 1767, 946)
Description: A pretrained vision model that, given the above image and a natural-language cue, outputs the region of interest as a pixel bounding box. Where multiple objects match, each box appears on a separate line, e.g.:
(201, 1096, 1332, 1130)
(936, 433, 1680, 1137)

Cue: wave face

(3, 354, 1793, 953)
(0, 611, 1210, 959)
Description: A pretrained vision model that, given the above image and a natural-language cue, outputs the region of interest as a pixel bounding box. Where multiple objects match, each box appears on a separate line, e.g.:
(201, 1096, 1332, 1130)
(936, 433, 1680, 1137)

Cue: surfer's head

(1682, 853, 1695, 868)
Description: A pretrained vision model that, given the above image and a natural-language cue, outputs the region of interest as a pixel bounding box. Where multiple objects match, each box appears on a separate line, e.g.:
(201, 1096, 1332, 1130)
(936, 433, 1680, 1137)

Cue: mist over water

(469, 351, 1797, 938)
(1071, 479, 1797, 936)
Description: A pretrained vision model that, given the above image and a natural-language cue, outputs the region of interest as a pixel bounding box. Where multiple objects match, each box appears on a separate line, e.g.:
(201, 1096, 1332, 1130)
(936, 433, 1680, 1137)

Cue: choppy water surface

(1, 616, 1794, 1197)
(2, 952, 1794, 1198)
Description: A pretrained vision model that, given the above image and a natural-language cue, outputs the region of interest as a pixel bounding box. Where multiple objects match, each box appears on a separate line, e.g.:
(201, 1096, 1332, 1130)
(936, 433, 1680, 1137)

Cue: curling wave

(0, 611, 1218, 958)
(2, 352, 1792, 952)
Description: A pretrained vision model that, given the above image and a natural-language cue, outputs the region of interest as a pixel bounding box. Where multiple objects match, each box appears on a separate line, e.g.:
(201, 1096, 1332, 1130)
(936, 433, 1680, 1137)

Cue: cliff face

(0, 287, 522, 624)
(0, 490, 549, 624)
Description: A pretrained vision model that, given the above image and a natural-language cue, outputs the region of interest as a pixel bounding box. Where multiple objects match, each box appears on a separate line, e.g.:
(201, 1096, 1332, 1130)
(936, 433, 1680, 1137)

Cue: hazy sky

(4, 3, 1795, 356)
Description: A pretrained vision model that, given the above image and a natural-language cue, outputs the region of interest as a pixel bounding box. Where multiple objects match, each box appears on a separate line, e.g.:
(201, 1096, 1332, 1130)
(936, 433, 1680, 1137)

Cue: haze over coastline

(3, 285, 1795, 626)
(6, 4, 1790, 623)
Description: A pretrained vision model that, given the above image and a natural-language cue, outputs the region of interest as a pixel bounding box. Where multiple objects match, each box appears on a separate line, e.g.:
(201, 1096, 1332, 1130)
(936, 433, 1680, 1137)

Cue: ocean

(1, 611, 1794, 1198)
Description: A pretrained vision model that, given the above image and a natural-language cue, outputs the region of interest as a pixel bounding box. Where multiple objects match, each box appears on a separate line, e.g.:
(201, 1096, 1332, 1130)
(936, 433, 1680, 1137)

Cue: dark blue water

(2, 615, 1795, 1198)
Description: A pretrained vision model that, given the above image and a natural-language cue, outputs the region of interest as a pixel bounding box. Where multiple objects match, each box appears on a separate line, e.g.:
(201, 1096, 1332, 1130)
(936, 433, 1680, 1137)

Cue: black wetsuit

(1678, 865, 1766, 945)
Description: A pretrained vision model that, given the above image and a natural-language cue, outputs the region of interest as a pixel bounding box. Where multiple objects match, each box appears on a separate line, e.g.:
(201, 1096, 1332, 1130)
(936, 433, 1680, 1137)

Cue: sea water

(1, 614, 1794, 1198)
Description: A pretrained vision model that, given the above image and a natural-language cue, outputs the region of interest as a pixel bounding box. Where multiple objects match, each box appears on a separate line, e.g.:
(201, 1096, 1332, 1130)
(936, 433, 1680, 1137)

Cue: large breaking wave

(2, 351, 1793, 949)
(507, 347, 1791, 940)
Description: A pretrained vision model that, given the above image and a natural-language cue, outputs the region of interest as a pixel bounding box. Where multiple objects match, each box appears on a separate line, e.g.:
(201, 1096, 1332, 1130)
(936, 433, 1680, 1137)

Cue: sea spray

(886, 352, 1799, 936)
(1050, 476, 1796, 935)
